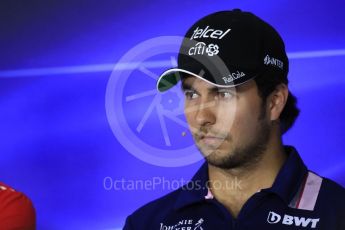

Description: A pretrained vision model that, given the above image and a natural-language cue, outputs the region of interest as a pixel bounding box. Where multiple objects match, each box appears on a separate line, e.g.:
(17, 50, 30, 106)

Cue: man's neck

(207, 138, 287, 218)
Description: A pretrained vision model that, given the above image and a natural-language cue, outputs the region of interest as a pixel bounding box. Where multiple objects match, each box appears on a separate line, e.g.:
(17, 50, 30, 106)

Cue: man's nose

(195, 99, 216, 127)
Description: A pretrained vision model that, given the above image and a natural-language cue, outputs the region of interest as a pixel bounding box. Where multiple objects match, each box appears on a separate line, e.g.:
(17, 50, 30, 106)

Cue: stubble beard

(195, 108, 271, 170)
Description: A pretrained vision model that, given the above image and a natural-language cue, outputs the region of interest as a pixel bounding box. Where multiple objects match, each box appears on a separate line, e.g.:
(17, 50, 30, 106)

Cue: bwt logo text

(267, 211, 320, 228)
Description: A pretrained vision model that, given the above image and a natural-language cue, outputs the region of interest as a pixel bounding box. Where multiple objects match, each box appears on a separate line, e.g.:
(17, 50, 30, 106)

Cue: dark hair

(254, 70, 300, 134)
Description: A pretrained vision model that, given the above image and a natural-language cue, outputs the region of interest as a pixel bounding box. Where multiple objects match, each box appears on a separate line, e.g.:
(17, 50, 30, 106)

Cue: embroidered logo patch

(160, 218, 205, 230)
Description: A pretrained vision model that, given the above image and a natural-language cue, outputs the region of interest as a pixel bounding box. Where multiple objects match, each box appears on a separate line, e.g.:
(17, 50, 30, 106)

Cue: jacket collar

(174, 146, 308, 210)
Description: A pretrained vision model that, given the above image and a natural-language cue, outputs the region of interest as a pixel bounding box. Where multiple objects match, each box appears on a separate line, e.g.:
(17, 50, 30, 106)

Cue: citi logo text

(188, 42, 219, 56)
(267, 211, 320, 228)
(190, 26, 231, 40)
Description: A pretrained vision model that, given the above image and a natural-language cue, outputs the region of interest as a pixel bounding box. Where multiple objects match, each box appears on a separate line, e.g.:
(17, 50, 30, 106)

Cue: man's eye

(184, 90, 199, 99)
(217, 90, 234, 99)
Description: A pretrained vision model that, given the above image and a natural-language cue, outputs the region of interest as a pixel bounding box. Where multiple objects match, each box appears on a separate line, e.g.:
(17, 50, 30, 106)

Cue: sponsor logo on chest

(267, 211, 320, 228)
(160, 218, 204, 230)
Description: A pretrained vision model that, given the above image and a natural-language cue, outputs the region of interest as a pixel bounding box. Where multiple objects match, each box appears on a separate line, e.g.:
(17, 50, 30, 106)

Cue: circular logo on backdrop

(105, 36, 235, 167)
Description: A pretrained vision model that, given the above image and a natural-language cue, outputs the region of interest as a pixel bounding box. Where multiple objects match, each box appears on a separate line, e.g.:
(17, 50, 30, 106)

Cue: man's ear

(268, 83, 289, 121)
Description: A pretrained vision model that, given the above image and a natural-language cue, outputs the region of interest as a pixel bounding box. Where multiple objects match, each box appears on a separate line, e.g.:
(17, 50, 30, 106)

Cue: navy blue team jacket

(123, 146, 345, 229)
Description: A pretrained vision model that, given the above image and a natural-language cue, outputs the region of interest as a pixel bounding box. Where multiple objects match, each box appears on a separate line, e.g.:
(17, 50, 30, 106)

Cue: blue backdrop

(0, 0, 344, 229)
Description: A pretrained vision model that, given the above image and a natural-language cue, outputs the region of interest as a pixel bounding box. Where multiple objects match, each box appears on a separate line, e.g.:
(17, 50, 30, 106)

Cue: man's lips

(198, 135, 226, 145)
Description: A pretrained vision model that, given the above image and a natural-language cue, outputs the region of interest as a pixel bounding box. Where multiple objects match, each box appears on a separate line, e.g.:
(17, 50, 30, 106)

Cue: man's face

(182, 76, 271, 169)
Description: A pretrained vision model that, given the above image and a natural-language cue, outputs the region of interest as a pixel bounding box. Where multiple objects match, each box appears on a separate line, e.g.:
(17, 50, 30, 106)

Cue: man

(123, 9, 345, 229)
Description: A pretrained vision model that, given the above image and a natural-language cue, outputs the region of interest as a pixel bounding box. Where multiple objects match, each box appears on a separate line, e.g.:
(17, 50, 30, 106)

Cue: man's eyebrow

(181, 81, 193, 91)
(181, 81, 234, 93)
(181, 81, 230, 92)
(181, 84, 191, 91)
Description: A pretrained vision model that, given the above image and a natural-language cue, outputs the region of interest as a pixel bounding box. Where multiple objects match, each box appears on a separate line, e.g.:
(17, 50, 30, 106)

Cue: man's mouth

(198, 134, 227, 146)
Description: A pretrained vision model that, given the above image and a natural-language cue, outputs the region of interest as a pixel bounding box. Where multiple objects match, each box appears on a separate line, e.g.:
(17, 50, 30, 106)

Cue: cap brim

(157, 68, 246, 92)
